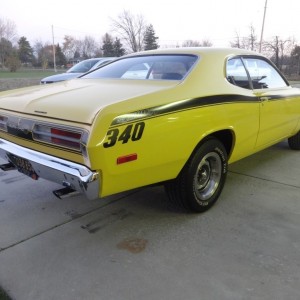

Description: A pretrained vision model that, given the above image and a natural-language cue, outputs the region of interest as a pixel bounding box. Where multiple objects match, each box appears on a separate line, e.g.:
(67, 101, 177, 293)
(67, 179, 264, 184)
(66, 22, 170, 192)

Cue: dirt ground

(0, 78, 40, 92)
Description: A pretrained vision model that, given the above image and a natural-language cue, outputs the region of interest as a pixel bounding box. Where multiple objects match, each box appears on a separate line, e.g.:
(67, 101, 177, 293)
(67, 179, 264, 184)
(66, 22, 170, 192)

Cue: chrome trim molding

(0, 138, 100, 200)
(0, 113, 90, 155)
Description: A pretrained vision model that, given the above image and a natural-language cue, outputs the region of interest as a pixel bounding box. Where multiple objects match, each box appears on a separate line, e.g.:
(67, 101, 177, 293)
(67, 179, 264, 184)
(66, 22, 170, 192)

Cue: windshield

(67, 59, 100, 73)
(82, 54, 198, 80)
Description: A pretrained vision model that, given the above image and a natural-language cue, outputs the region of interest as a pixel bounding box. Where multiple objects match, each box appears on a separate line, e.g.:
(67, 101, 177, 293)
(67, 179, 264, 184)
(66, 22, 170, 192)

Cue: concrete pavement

(0, 140, 300, 300)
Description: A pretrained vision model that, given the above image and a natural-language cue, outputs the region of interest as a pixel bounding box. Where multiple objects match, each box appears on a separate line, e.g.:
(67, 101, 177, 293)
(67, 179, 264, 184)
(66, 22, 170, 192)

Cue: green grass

(0, 69, 65, 79)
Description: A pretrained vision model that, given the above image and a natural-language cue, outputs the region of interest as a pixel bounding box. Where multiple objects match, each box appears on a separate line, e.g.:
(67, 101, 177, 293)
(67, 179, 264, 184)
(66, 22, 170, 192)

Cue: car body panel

(1, 47, 300, 199)
(255, 87, 300, 147)
(88, 101, 261, 196)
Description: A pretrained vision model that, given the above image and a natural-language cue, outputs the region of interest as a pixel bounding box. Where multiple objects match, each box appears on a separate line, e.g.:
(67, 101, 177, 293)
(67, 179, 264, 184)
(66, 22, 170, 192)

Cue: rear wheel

(165, 139, 228, 213)
(288, 131, 300, 150)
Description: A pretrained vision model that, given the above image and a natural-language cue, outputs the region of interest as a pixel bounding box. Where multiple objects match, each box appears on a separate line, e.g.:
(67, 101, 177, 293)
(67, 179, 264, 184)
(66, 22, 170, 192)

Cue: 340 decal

(103, 122, 145, 148)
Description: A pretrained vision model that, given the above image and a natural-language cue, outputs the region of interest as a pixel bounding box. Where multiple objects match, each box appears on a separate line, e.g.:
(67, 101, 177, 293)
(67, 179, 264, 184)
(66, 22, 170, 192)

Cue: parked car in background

(1, 48, 300, 213)
(40, 57, 116, 84)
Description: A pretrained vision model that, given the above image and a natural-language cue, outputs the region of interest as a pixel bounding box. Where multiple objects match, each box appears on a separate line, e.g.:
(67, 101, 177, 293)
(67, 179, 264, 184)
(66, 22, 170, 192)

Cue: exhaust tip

(53, 187, 80, 199)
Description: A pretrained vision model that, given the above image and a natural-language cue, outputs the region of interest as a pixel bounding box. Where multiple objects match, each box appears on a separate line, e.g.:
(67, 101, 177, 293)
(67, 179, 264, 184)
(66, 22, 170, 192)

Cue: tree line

(0, 11, 159, 71)
(1, 12, 300, 77)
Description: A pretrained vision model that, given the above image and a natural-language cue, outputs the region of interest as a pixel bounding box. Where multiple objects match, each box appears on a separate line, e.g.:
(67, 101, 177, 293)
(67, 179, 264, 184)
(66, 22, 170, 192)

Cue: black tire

(288, 131, 300, 150)
(165, 138, 228, 213)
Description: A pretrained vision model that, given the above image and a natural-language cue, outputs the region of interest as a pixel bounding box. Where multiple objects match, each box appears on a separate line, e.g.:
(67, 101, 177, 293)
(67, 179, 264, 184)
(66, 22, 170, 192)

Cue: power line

(52, 25, 57, 72)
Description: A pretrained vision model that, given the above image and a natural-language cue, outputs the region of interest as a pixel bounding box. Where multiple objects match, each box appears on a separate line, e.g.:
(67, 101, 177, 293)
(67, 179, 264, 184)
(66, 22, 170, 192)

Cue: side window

(226, 58, 251, 89)
(243, 58, 288, 89)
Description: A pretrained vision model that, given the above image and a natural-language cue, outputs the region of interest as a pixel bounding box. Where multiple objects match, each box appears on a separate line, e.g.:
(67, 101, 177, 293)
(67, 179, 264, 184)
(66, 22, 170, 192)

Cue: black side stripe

(111, 94, 258, 126)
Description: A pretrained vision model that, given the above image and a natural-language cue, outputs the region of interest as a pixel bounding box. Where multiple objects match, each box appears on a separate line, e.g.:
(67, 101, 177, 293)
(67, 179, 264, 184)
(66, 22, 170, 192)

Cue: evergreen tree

(113, 38, 125, 57)
(55, 43, 67, 67)
(18, 36, 34, 64)
(73, 50, 80, 59)
(290, 45, 300, 75)
(102, 33, 115, 57)
(143, 24, 159, 50)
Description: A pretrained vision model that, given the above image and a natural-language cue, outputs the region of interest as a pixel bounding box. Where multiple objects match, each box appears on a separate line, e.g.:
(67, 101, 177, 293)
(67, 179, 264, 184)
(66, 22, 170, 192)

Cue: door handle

(260, 96, 271, 102)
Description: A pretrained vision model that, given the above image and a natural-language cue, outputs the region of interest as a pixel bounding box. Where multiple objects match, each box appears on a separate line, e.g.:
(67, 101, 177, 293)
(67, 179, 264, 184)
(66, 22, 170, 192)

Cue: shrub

(6, 55, 21, 72)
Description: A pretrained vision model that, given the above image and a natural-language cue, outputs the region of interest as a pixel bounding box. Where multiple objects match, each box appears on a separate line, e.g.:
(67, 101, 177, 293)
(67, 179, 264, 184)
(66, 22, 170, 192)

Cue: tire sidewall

(288, 131, 300, 150)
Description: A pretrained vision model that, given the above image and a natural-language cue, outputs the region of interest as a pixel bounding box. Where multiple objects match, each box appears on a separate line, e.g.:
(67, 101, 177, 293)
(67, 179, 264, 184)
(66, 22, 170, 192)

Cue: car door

(243, 57, 300, 148)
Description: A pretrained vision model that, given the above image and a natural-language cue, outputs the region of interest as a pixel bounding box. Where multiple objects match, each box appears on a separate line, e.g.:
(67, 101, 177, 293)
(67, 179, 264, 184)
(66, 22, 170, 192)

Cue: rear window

(82, 54, 198, 80)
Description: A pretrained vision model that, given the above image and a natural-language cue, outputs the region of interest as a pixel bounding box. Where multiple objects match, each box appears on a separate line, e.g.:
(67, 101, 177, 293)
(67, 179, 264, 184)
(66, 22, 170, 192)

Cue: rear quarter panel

(87, 81, 260, 197)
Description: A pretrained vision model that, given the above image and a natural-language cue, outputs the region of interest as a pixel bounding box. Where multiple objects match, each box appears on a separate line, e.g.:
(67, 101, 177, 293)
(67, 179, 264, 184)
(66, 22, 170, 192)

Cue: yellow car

(1, 48, 300, 212)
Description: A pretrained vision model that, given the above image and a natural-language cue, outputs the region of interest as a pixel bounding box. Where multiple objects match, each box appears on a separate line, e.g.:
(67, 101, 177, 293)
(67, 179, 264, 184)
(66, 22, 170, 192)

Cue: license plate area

(7, 154, 39, 180)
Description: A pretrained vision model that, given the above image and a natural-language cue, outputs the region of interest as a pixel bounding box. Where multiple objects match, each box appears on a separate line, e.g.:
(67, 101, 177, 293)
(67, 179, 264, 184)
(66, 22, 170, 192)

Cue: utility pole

(259, 0, 268, 53)
(52, 25, 57, 72)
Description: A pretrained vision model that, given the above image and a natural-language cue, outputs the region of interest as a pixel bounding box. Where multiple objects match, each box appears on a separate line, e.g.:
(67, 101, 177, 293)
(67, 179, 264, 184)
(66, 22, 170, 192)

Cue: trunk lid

(0, 79, 178, 124)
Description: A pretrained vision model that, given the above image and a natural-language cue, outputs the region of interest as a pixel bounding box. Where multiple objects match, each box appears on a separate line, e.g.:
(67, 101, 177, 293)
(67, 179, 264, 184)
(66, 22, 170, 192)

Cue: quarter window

(226, 58, 251, 89)
(226, 56, 288, 90)
(243, 58, 288, 89)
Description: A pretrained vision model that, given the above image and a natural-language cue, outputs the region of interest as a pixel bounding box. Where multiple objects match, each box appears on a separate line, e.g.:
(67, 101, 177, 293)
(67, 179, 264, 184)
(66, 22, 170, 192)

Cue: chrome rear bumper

(0, 138, 100, 200)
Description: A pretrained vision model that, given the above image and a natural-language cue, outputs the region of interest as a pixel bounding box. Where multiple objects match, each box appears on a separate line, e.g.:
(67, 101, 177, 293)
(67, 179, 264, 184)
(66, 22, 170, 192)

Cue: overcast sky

(1, 0, 300, 48)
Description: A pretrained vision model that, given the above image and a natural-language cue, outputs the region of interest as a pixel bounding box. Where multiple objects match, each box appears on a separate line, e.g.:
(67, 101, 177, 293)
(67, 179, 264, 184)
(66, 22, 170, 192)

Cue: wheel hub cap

(194, 152, 222, 201)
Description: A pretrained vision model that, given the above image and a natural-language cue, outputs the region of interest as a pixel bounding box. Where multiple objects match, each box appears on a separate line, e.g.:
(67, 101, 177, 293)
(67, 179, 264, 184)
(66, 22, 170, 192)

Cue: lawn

(0, 68, 65, 79)
(0, 69, 67, 91)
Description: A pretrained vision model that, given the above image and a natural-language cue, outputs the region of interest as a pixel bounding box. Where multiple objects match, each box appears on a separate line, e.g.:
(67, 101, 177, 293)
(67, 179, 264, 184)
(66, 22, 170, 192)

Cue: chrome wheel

(193, 152, 222, 201)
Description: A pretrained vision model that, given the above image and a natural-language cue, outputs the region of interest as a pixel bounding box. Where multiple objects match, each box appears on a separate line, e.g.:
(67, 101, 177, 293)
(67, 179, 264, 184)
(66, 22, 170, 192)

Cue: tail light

(51, 128, 81, 149)
(33, 124, 85, 152)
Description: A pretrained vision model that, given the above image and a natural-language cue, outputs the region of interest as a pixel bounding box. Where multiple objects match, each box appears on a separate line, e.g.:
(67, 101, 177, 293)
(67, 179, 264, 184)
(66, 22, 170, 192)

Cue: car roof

(124, 47, 259, 58)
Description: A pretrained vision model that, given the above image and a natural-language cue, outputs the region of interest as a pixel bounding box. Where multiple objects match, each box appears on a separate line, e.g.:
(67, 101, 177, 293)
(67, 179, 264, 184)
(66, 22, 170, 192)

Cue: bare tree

(63, 35, 101, 60)
(62, 35, 78, 60)
(0, 17, 17, 42)
(182, 39, 212, 47)
(247, 25, 257, 51)
(230, 25, 257, 51)
(200, 39, 213, 47)
(0, 17, 18, 67)
(0, 38, 13, 67)
(33, 40, 53, 69)
(111, 10, 147, 53)
(81, 35, 98, 58)
(230, 31, 243, 49)
(264, 36, 292, 70)
(182, 40, 202, 47)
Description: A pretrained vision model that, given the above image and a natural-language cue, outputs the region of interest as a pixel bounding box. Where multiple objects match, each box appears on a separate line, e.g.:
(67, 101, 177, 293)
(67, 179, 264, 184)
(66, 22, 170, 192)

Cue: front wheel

(165, 139, 228, 213)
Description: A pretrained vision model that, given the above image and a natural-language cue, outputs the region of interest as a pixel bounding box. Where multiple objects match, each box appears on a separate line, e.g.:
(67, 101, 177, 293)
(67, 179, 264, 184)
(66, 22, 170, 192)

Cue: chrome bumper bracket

(0, 162, 16, 171)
